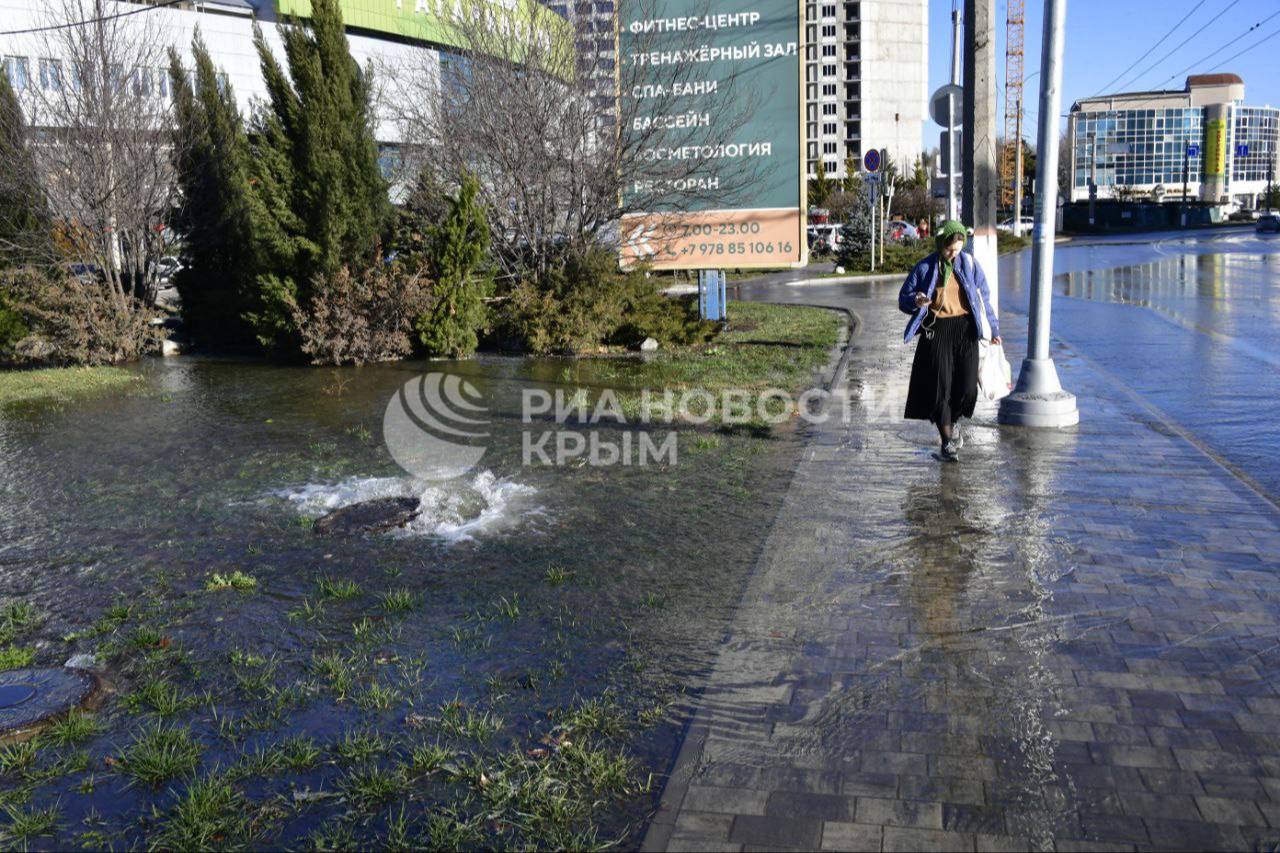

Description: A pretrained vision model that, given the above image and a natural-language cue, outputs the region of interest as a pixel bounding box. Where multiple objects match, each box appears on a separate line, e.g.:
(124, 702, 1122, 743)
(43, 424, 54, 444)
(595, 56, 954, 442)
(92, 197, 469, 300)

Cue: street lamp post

(1011, 70, 1038, 239)
(998, 0, 1079, 428)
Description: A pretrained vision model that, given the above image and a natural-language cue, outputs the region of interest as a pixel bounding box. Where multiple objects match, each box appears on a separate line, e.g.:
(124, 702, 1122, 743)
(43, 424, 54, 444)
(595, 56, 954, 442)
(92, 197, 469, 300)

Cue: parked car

(1257, 214, 1280, 234)
(807, 225, 842, 254)
(64, 262, 104, 285)
(886, 220, 919, 243)
(997, 217, 1036, 233)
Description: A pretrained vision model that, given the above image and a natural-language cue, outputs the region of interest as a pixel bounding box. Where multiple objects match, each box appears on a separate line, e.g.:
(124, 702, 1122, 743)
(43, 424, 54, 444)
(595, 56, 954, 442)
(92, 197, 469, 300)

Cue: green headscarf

(935, 219, 968, 285)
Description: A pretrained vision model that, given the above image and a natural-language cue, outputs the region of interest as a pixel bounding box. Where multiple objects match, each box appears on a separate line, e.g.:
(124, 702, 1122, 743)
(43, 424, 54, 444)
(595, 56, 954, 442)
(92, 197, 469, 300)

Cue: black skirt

(904, 314, 979, 426)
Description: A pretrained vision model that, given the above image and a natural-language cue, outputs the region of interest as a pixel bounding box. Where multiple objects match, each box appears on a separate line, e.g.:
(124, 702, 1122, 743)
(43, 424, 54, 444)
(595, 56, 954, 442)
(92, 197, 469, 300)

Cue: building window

(822, 103, 837, 116)
(4, 56, 29, 91)
(823, 64, 836, 77)
(823, 122, 837, 135)
(822, 4, 836, 16)
(822, 83, 836, 96)
(822, 44, 836, 57)
(821, 25, 836, 37)
(824, 142, 838, 154)
(38, 58, 61, 91)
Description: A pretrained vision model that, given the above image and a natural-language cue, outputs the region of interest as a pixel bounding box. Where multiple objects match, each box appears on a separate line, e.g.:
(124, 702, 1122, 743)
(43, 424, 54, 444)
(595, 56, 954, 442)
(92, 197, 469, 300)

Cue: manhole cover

(0, 684, 36, 709)
(0, 668, 98, 739)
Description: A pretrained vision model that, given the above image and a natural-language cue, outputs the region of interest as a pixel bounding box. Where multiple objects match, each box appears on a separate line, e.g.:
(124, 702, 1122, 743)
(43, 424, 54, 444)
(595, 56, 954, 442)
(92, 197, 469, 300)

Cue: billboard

(618, 0, 805, 269)
(1203, 118, 1226, 178)
(274, 0, 573, 57)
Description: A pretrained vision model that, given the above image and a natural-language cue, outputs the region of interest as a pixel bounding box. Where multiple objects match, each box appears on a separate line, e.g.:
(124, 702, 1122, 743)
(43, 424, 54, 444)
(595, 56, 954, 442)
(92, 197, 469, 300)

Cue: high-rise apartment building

(804, 0, 926, 181)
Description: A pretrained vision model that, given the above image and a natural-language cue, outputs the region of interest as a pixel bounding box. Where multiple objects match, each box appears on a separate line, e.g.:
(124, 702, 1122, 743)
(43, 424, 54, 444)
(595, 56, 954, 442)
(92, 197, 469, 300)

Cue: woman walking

(897, 220, 1001, 460)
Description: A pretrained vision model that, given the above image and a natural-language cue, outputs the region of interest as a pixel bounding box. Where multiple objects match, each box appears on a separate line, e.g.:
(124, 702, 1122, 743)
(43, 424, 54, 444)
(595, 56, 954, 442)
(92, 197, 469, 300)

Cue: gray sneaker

(941, 439, 960, 460)
(952, 424, 963, 450)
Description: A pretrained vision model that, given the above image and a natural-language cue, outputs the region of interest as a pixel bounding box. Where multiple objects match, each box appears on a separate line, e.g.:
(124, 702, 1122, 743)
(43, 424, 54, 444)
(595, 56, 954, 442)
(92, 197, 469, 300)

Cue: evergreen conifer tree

(0, 71, 46, 352)
(168, 35, 258, 347)
(809, 159, 831, 208)
(253, 0, 390, 279)
(416, 174, 491, 358)
(0, 70, 49, 268)
(243, 0, 393, 350)
(836, 197, 873, 271)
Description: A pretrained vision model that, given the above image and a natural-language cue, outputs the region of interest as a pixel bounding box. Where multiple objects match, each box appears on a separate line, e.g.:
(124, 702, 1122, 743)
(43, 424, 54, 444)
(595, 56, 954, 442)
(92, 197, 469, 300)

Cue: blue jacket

(897, 251, 1000, 344)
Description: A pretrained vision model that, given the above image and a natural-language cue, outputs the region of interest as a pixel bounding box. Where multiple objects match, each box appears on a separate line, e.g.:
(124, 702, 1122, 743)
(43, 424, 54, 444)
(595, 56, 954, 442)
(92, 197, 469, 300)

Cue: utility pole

(948, 3, 961, 220)
(1181, 144, 1190, 227)
(1012, 97, 1024, 237)
(963, 0, 999, 314)
(1088, 132, 1097, 226)
(998, 0, 1078, 428)
(1268, 158, 1274, 213)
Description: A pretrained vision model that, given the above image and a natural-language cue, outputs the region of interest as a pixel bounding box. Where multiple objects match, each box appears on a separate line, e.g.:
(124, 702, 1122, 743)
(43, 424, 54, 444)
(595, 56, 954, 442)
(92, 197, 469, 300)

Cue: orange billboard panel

(619, 209, 804, 270)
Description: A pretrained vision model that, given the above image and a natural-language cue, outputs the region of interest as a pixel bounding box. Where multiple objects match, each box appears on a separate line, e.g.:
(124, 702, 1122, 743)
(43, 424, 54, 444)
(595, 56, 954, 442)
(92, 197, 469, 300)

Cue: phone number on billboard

(678, 241, 795, 256)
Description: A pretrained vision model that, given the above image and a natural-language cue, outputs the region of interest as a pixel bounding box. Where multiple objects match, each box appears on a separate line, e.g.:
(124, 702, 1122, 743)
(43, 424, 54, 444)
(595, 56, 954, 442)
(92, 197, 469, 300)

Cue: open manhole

(0, 668, 99, 740)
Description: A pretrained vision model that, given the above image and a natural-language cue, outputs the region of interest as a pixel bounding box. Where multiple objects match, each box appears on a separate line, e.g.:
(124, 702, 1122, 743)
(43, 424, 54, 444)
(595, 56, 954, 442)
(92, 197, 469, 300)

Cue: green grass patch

(316, 575, 361, 600)
(42, 711, 102, 747)
(339, 763, 407, 811)
(0, 365, 141, 407)
(204, 571, 258, 592)
(0, 740, 39, 776)
(0, 645, 34, 671)
(118, 723, 203, 787)
(378, 588, 416, 614)
(0, 802, 59, 846)
(150, 772, 250, 850)
(123, 679, 200, 717)
(609, 302, 842, 425)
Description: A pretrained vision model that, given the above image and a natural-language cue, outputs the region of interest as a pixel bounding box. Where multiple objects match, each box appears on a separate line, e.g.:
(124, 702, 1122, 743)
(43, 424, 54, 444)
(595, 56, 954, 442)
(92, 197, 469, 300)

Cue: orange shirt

(930, 268, 971, 318)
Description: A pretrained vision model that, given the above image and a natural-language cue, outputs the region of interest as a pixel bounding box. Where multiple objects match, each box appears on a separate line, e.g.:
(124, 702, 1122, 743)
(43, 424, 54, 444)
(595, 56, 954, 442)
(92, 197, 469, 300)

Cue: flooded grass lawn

(0, 304, 840, 849)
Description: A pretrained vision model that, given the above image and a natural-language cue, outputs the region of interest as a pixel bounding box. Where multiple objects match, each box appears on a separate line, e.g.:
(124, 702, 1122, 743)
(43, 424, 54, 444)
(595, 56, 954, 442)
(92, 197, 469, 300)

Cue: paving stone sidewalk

(642, 289, 1280, 852)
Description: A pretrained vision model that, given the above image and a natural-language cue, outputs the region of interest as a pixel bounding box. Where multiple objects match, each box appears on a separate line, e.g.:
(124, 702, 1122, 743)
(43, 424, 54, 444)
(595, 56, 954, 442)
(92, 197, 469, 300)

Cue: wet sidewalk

(643, 289, 1280, 852)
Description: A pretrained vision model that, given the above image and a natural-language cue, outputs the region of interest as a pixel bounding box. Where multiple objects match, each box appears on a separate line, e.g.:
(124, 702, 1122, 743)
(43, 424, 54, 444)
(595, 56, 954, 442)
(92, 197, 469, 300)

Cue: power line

(1089, 0, 1206, 98)
(0, 0, 185, 37)
(1113, 0, 1242, 94)
(1206, 23, 1280, 73)
(1154, 9, 1280, 87)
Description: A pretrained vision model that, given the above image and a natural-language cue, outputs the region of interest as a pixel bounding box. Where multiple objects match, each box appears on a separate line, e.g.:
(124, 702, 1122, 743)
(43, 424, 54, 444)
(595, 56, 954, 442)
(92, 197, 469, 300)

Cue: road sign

(929, 84, 963, 127)
(864, 149, 881, 173)
(1236, 143, 1249, 157)
(1187, 144, 1200, 157)
(617, 0, 804, 270)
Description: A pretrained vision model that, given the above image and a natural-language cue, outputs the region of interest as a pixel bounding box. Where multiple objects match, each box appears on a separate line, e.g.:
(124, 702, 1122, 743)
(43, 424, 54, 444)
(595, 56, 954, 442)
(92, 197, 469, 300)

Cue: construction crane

(1001, 0, 1025, 212)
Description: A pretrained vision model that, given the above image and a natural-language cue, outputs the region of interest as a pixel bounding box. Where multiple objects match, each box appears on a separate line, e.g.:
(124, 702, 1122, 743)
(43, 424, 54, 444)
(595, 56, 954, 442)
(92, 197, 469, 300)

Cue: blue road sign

(1236, 143, 1249, 157)
(1187, 144, 1200, 157)
(863, 149, 881, 173)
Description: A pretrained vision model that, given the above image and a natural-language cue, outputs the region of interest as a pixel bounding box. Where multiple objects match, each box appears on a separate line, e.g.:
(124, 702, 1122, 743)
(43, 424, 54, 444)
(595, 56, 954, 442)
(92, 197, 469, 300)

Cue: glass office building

(1068, 74, 1279, 211)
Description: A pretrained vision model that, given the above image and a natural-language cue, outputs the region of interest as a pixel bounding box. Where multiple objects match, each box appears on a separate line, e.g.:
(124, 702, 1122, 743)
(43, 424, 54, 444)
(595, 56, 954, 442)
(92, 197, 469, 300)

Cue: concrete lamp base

(998, 357, 1080, 428)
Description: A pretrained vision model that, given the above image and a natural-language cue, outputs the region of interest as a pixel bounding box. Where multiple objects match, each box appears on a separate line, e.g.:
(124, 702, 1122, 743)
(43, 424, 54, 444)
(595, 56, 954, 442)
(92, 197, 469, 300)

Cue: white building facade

(0, 0, 440, 144)
(804, 0, 926, 182)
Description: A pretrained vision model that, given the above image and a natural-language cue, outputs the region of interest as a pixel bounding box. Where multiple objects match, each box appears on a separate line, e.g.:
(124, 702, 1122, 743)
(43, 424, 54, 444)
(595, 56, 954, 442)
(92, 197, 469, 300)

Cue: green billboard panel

(618, 0, 805, 269)
(274, 0, 573, 59)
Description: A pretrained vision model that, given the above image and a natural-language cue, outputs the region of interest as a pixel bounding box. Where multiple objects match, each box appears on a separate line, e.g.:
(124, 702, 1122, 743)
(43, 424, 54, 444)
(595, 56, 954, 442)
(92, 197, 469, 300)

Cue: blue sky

(923, 0, 1280, 148)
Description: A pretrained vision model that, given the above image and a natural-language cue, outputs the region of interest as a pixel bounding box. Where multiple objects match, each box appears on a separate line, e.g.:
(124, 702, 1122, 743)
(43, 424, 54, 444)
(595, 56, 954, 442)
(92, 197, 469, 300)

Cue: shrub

(0, 290, 27, 358)
(836, 203, 873, 269)
(415, 174, 491, 358)
(4, 268, 159, 366)
(494, 248, 713, 354)
(285, 258, 432, 366)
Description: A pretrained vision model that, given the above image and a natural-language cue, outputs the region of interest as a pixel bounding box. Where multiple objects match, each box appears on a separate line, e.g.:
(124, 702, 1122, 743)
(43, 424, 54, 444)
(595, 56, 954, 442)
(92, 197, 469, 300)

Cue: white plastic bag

(978, 340, 1013, 402)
